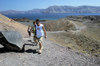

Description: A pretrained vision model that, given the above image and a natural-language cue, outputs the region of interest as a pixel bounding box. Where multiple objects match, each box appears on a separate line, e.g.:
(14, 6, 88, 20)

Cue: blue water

(4, 13, 100, 20)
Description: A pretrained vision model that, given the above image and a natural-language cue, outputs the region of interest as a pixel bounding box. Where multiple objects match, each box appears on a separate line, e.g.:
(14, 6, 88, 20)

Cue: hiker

(35, 19, 47, 54)
(27, 26, 31, 37)
(31, 21, 36, 43)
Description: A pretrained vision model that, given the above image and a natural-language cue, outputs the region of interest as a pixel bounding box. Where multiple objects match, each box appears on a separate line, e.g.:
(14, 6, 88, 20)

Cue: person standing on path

(35, 19, 47, 54)
(27, 26, 31, 37)
(31, 22, 37, 44)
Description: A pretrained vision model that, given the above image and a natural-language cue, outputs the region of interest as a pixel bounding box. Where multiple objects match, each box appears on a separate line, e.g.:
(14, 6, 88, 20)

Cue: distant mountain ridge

(0, 9, 45, 15)
(0, 5, 100, 14)
(43, 5, 100, 13)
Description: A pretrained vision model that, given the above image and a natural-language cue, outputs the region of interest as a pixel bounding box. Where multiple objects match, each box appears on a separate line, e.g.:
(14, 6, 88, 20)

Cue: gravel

(0, 36, 100, 66)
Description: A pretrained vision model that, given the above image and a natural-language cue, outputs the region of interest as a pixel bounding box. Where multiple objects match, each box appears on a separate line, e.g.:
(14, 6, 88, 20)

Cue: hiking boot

(38, 50, 42, 54)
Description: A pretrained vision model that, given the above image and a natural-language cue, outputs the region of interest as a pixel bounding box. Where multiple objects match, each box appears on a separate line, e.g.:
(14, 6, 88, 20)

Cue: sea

(4, 13, 100, 20)
(3, 13, 100, 27)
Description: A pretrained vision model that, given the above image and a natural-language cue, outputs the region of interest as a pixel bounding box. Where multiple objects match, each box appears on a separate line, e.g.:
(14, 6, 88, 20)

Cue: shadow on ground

(0, 47, 10, 53)
(0, 43, 37, 54)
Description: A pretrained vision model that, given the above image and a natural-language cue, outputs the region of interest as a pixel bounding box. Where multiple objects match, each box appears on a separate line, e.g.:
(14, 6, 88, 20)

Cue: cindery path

(0, 35, 100, 66)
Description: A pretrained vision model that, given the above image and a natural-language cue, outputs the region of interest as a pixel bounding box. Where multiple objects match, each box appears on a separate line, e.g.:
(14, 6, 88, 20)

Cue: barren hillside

(43, 20, 75, 31)
(0, 14, 27, 37)
(47, 16, 100, 57)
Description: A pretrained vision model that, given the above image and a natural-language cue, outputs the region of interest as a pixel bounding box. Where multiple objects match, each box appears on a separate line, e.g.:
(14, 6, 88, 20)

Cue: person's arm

(42, 26, 47, 39)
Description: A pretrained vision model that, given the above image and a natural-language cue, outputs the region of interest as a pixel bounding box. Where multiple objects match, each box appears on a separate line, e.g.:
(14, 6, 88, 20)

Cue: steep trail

(46, 31, 66, 33)
(0, 35, 100, 66)
(69, 20, 86, 32)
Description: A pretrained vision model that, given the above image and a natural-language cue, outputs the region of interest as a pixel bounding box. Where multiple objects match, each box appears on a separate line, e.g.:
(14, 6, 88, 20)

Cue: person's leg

(38, 42, 42, 54)
(29, 32, 31, 36)
(28, 32, 30, 37)
(38, 37, 43, 53)
(39, 42, 43, 50)
(29, 32, 31, 37)
(34, 36, 36, 43)
(34, 36, 38, 46)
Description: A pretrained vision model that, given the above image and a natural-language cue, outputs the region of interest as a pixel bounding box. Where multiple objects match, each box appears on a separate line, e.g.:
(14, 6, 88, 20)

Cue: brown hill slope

(0, 14, 27, 37)
(47, 18, 100, 57)
(43, 20, 75, 31)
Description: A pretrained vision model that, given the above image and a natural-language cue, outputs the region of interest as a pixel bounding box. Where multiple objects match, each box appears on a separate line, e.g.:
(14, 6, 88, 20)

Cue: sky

(0, 0, 100, 11)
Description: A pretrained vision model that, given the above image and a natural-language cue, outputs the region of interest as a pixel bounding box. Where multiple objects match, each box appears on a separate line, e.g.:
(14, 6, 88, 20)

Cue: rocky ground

(0, 34, 100, 66)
